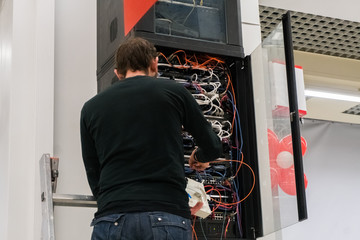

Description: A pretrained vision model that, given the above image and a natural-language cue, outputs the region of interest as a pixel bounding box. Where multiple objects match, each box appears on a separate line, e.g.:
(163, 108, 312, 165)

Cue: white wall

(282, 120, 360, 240)
(0, 1, 13, 239)
(0, 0, 55, 239)
(241, 0, 262, 56)
(53, 0, 97, 239)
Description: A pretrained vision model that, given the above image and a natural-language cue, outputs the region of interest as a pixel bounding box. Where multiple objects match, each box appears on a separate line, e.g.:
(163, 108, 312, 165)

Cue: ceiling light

(304, 90, 360, 102)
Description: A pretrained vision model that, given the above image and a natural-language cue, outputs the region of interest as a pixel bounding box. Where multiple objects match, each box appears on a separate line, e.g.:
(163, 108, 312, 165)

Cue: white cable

(209, 120, 232, 139)
(198, 82, 221, 96)
(193, 94, 211, 105)
(191, 73, 198, 82)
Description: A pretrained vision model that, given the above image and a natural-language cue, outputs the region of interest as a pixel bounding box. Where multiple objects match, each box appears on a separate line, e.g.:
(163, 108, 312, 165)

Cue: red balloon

(267, 129, 280, 163)
(278, 167, 296, 195)
(300, 137, 307, 156)
(279, 135, 293, 153)
(279, 135, 307, 156)
(278, 167, 308, 195)
(267, 129, 281, 189)
(304, 173, 308, 189)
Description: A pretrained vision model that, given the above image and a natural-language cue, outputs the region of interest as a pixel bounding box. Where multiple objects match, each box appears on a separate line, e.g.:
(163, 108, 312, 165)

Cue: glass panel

(155, 0, 226, 43)
(261, 22, 299, 234)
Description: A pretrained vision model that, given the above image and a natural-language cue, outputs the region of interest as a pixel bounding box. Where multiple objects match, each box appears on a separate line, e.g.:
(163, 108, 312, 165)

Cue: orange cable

(206, 187, 222, 212)
(209, 159, 255, 205)
(224, 217, 231, 239)
(224, 72, 237, 135)
(192, 216, 198, 240)
(234, 153, 244, 177)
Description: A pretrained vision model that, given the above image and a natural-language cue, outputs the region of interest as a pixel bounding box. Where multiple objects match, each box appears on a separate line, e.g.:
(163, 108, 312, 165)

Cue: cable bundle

(158, 49, 255, 239)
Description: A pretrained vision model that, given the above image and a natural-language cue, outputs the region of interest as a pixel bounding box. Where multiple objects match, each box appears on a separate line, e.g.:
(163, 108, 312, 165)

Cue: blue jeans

(90, 212, 192, 240)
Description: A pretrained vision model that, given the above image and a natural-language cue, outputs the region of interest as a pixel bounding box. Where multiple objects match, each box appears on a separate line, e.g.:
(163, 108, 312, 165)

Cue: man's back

(81, 75, 221, 219)
(81, 37, 222, 240)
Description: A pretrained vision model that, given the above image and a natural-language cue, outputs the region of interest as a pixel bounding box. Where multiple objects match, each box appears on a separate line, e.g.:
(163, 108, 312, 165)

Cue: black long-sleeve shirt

(80, 76, 222, 219)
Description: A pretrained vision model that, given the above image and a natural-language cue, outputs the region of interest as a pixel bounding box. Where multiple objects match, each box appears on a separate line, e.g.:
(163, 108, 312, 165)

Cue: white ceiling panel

(305, 98, 360, 124)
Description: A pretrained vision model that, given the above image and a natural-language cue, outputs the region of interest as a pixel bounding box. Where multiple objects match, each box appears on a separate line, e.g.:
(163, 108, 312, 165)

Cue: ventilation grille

(343, 104, 360, 116)
(259, 5, 360, 60)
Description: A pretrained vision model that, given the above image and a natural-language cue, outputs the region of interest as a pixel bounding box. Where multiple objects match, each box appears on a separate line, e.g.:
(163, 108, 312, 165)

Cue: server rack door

(250, 13, 307, 237)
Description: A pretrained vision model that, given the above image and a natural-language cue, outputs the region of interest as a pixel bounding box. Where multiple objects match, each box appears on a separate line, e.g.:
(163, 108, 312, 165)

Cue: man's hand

(189, 149, 209, 171)
(190, 201, 204, 216)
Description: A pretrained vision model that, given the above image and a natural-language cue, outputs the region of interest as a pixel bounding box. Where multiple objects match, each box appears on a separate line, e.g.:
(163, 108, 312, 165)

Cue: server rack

(96, 1, 307, 239)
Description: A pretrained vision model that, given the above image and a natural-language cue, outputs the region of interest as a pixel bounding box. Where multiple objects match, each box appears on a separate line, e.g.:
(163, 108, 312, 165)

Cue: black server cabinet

(97, 1, 306, 239)
(97, 0, 244, 92)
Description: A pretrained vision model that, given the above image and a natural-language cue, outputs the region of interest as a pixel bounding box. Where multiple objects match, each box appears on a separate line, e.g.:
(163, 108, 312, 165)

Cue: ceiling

(259, 5, 360, 60)
(259, 5, 360, 124)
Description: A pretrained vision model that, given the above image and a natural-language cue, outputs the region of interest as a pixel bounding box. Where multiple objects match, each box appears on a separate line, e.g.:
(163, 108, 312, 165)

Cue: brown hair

(114, 37, 158, 77)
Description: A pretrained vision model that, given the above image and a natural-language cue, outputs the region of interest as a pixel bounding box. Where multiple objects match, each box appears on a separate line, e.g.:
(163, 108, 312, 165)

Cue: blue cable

(213, 170, 226, 180)
(227, 90, 244, 237)
(227, 91, 243, 153)
(232, 180, 243, 237)
(196, 171, 203, 182)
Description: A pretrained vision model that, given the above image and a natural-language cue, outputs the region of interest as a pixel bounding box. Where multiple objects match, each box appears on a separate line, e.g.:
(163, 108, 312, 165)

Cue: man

(80, 37, 222, 240)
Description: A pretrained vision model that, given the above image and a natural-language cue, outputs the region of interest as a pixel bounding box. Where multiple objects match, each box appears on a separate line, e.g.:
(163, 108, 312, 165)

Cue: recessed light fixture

(304, 90, 360, 102)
